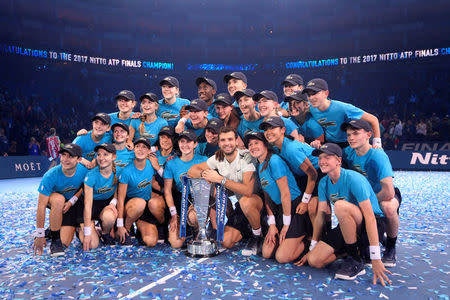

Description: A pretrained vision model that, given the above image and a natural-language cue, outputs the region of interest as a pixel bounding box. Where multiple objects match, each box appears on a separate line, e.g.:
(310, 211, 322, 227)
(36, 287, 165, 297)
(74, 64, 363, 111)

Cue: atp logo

(352, 164, 367, 177)
(97, 186, 113, 194)
(143, 132, 156, 140)
(317, 118, 336, 128)
(161, 111, 179, 121)
(114, 160, 127, 168)
(330, 193, 347, 204)
(137, 179, 152, 189)
(61, 186, 77, 194)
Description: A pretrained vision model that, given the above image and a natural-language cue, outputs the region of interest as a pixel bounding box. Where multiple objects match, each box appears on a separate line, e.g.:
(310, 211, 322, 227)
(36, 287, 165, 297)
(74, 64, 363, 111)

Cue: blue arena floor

(0, 171, 448, 299)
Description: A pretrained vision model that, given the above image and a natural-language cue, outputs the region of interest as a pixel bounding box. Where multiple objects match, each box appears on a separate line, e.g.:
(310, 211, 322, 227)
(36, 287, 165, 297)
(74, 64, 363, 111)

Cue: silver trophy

(186, 178, 219, 257)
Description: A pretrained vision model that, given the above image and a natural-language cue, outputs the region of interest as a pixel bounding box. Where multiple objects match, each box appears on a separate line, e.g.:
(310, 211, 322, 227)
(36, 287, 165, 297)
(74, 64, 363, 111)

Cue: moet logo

(410, 152, 449, 165)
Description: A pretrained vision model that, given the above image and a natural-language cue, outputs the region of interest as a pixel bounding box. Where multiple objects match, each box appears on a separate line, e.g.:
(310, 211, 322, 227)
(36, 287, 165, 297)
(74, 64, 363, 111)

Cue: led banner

(0, 156, 51, 179)
(286, 47, 450, 69)
(1, 43, 448, 71)
(397, 141, 449, 151)
(0, 44, 174, 70)
(385, 150, 450, 171)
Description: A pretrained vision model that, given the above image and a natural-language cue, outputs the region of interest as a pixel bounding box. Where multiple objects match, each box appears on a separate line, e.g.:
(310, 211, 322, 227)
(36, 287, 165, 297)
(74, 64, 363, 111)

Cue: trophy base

(186, 240, 219, 258)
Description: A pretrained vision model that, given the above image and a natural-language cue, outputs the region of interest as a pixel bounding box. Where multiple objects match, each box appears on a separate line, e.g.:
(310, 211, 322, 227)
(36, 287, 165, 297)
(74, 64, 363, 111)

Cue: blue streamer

(180, 176, 189, 238)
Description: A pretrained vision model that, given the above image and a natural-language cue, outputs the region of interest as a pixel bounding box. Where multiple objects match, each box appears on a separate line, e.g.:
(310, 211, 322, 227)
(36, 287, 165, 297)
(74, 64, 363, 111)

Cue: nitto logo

(410, 152, 449, 165)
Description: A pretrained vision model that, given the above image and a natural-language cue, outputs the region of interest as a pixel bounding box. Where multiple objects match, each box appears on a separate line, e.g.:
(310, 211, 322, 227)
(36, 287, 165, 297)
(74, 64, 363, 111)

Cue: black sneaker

(382, 247, 396, 267)
(335, 256, 366, 280)
(50, 239, 65, 257)
(101, 233, 116, 246)
(120, 234, 133, 247)
(241, 235, 263, 256)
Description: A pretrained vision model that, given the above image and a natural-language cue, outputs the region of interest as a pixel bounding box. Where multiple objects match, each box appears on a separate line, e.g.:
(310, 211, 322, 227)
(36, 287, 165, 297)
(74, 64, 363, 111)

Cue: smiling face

(92, 119, 110, 137)
(306, 90, 328, 108)
(318, 153, 341, 174)
(248, 139, 267, 160)
(178, 137, 197, 155)
(117, 97, 136, 114)
(238, 96, 256, 116)
(134, 142, 151, 160)
(96, 148, 115, 170)
(60, 152, 80, 171)
(257, 98, 277, 117)
(198, 82, 216, 102)
(159, 134, 173, 151)
(283, 83, 302, 97)
(113, 126, 128, 144)
(161, 84, 179, 100)
(288, 100, 308, 116)
(227, 78, 247, 96)
(218, 131, 237, 155)
(263, 126, 284, 144)
(189, 110, 208, 126)
(346, 128, 371, 149)
(205, 129, 218, 144)
(214, 104, 233, 120)
(140, 98, 158, 115)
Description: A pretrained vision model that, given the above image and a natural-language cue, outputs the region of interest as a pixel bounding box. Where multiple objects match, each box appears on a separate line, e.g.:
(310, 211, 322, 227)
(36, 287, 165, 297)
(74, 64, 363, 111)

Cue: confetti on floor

(0, 171, 448, 299)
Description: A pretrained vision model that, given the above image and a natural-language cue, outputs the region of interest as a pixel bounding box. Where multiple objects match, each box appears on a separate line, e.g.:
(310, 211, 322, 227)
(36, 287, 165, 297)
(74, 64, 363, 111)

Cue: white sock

(252, 227, 261, 236)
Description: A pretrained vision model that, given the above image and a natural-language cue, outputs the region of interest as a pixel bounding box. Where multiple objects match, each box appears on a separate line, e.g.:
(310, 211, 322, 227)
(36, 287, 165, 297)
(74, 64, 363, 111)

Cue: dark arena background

(0, 0, 449, 299)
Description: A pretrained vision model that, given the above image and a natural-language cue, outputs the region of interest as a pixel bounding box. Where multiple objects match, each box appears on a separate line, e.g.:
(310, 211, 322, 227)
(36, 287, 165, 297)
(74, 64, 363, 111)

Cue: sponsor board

(0, 156, 51, 179)
(385, 151, 450, 171)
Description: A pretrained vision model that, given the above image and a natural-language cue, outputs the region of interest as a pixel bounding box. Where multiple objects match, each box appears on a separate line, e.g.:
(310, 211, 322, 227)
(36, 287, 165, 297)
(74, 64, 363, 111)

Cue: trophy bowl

(185, 178, 219, 257)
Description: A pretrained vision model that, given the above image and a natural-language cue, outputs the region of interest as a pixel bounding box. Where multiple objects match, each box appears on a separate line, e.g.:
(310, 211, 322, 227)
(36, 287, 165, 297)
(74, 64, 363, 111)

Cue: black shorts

(124, 195, 161, 225)
(269, 196, 313, 239)
(226, 200, 252, 238)
(294, 168, 325, 197)
(46, 193, 83, 227)
(91, 197, 114, 221)
(321, 216, 386, 254)
(63, 196, 83, 227)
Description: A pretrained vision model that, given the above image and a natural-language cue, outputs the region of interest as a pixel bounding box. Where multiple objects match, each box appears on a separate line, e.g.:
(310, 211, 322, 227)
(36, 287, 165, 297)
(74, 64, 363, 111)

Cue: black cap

(178, 129, 197, 141)
(341, 119, 372, 132)
(253, 90, 278, 102)
(282, 74, 303, 86)
(92, 113, 111, 125)
(284, 90, 309, 103)
(115, 90, 135, 101)
(94, 143, 116, 154)
(233, 89, 256, 101)
(186, 99, 208, 111)
(223, 72, 247, 84)
(59, 143, 82, 157)
(244, 131, 267, 146)
(302, 78, 329, 93)
(134, 137, 151, 148)
(205, 118, 224, 134)
(159, 126, 175, 137)
(195, 77, 217, 91)
(111, 122, 129, 134)
(312, 143, 342, 158)
(139, 93, 159, 102)
(212, 93, 234, 106)
(159, 76, 179, 89)
(259, 116, 285, 130)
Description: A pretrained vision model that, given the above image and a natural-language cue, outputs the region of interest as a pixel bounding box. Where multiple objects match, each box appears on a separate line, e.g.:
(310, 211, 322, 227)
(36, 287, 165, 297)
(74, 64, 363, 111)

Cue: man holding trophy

(188, 126, 264, 256)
